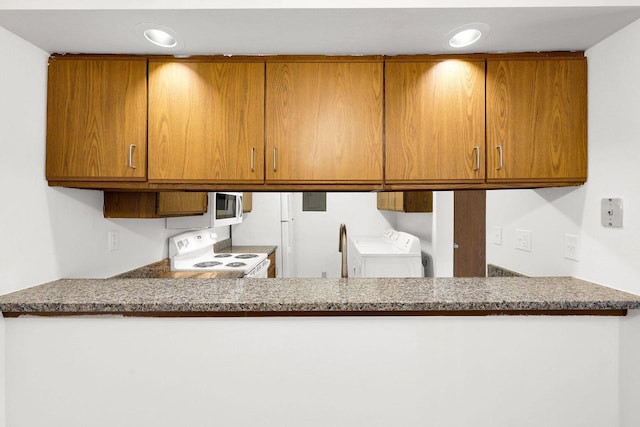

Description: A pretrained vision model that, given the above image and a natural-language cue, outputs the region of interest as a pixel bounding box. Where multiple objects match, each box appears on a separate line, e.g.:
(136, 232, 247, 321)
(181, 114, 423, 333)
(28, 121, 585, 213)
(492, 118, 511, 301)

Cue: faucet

(338, 223, 348, 278)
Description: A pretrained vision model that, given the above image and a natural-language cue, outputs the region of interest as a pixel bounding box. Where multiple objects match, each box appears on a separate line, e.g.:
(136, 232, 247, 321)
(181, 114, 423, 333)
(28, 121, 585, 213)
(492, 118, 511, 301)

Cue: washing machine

(347, 229, 423, 278)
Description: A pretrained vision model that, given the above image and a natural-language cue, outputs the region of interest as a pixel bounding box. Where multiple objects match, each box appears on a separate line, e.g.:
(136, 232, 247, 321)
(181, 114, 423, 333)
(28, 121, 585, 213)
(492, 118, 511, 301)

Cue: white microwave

(212, 192, 243, 227)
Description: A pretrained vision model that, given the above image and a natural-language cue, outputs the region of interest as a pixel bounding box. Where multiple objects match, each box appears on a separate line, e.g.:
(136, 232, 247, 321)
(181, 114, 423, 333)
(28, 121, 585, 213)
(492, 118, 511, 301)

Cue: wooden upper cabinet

(46, 57, 147, 181)
(377, 191, 433, 212)
(156, 192, 208, 216)
(385, 59, 486, 184)
(148, 60, 265, 183)
(266, 59, 384, 183)
(103, 191, 208, 218)
(486, 57, 588, 183)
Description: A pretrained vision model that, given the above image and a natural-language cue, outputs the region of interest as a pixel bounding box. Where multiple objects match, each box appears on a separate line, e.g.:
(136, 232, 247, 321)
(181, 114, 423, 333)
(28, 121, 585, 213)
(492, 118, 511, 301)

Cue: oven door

(212, 192, 243, 227)
(244, 259, 270, 278)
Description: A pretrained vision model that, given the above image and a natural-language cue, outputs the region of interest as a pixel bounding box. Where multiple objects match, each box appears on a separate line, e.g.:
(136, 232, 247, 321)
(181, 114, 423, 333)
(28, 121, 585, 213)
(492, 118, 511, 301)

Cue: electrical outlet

(108, 230, 120, 252)
(564, 234, 579, 261)
(492, 226, 502, 245)
(515, 229, 532, 252)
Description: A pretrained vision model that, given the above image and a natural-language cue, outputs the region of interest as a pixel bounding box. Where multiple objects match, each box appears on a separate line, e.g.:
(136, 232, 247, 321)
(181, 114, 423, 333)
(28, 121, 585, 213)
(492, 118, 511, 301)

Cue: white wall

(291, 193, 395, 278)
(486, 187, 585, 277)
(5, 315, 621, 427)
(0, 26, 51, 427)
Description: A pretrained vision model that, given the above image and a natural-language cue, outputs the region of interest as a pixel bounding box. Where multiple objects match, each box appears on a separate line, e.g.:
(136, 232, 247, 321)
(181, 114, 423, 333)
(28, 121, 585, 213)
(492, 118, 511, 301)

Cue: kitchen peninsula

(1, 274, 638, 316)
(2, 274, 639, 427)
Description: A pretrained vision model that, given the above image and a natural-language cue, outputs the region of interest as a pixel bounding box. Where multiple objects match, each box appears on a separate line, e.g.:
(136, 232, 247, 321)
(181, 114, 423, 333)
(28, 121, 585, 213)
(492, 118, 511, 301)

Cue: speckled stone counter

(487, 264, 526, 277)
(226, 245, 277, 255)
(1, 276, 639, 317)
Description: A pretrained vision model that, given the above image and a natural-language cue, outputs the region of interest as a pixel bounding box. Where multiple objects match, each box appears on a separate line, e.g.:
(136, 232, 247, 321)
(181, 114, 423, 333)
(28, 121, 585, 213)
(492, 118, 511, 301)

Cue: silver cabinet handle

(273, 147, 277, 172)
(128, 144, 136, 169)
(496, 145, 503, 170)
(473, 146, 480, 171)
(250, 147, 255, 172)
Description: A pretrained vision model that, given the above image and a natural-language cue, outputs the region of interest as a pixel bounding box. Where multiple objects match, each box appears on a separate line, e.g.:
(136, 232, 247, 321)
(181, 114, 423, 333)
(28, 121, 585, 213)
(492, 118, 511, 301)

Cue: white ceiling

(0, 7, 639, 56)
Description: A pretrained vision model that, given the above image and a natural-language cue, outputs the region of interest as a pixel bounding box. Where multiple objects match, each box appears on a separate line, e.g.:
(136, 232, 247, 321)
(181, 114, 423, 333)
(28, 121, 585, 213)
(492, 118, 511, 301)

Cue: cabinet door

(388, 193, 398, 211)
(103, 192, 158, 218)
(385, 60, 485, 183)
(266, 60, 383, 183)
(403, 191, 433, 213)
(148, 60, 265, 183)
(242, 192, 253, 212)
(156, 192, 208, 216)
(376, 191, 432, 212)
(104, 192, 208, 218)
(486, 58, 587, 183)
(46, 58, 147, 180)
(376, 193, 389, 210)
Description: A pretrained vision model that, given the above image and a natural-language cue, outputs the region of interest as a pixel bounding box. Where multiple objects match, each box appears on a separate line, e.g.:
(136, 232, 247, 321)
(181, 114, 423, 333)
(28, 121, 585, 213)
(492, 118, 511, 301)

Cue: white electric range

(169, 230, 270, 278)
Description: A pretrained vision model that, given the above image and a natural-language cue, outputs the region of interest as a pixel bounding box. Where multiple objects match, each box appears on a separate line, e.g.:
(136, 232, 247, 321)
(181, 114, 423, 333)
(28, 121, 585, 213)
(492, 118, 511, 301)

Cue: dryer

(347, 229, 423, 278)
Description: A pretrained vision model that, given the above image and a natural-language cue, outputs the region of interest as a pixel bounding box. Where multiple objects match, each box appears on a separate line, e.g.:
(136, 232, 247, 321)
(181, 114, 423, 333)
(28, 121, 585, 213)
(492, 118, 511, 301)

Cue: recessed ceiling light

(449, 29, 482, 48)
(144, 29, 177, 48)
(135, 23, 183, 50)
(444, 23, 490, 50)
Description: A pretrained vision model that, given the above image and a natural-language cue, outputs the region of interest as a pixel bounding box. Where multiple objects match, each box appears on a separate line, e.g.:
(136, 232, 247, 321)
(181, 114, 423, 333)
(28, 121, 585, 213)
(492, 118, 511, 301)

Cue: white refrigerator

(280, 192, 295, 278)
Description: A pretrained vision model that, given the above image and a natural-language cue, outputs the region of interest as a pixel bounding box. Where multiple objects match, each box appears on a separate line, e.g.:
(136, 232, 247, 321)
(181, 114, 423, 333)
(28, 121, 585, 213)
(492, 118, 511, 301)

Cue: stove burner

(193, 261, 223, 268)
(226, 262, 247, 268)
(235, 254, 258, 259)
(214, 254, 233, 258)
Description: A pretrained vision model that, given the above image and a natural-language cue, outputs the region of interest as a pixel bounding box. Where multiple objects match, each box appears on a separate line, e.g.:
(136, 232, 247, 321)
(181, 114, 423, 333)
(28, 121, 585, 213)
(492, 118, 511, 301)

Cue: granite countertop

(1, 276, 639, 317)
(225, 245, 277, 255)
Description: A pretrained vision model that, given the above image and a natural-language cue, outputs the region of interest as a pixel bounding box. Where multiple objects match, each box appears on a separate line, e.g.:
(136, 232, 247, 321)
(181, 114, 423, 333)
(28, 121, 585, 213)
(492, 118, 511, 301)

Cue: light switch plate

(564, 233, 579, 261)
(108, 230, 120, 252)
(601, 198, 623, 227)
(492, 226, 502, 245)
(516, 229, 532, 252)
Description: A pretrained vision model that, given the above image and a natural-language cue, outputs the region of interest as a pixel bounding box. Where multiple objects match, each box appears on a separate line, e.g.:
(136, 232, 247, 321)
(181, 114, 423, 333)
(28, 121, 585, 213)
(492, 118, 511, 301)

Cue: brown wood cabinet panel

(385, 60, 486, 183)
(46, 58, 147, 180)
(453, 190, 486, 277)
(148, 60, 265, 183)
(104, 192, 207, 218)
(103, 192, 158, 218)
(402, 191, 433, 212)
(266, 60, 383, 183)
(156, 192, 208, 216)
(242, 192, 253, 212)
(486, 58, 587, 183)
(267, 251, 276, 278)
(376, 193, 390, 210)
(377, 191, 433, 212)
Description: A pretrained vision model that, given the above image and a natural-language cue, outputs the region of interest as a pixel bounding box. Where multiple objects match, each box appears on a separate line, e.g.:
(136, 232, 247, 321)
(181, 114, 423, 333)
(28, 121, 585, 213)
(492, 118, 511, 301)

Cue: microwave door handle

(238, 195, 243, 217)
